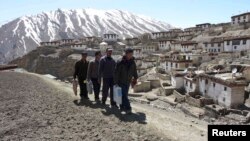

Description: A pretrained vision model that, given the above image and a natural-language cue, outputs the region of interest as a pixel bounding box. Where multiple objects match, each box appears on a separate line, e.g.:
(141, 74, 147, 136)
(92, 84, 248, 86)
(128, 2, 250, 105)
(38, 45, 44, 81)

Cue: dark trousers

(120, 84, 131, 111)
(102, 78, 116, 105)
(78, 77, 88, 99)
(91, 78, 100, 100)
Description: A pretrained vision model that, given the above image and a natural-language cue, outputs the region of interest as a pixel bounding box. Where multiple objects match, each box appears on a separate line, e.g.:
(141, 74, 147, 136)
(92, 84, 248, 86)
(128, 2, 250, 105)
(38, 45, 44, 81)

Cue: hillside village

(16, 12, 250, 123)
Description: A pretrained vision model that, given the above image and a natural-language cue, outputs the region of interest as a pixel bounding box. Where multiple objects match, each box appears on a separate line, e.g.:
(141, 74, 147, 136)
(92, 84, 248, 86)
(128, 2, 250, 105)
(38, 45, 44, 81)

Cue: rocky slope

(0, 8, 173, 64)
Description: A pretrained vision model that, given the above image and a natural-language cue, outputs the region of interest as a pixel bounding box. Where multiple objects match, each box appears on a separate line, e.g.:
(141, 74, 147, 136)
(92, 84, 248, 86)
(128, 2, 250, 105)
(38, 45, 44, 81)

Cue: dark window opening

(243, 40, 247, 45)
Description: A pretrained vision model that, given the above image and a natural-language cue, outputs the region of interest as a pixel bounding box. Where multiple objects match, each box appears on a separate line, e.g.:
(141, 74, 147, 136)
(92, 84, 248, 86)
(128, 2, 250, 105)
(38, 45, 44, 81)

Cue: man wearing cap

(114, 48, 138, 114)
(98, 48, 118, 107)
(73, 52, 89, 100)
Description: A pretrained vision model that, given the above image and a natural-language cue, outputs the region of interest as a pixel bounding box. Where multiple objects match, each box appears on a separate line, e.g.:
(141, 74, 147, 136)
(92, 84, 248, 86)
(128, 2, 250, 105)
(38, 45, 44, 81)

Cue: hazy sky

(0, 0, 250, 28)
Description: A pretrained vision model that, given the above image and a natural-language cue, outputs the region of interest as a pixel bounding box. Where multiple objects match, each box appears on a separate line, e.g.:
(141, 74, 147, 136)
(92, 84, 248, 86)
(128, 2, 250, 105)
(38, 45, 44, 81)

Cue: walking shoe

(125, 110, 132, 115)
(111, 105, 119, 109)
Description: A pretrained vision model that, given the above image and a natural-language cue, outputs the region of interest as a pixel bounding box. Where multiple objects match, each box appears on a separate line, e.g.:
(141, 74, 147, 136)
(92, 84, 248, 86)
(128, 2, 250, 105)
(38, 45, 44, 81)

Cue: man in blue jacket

(98, 48, 118, 107)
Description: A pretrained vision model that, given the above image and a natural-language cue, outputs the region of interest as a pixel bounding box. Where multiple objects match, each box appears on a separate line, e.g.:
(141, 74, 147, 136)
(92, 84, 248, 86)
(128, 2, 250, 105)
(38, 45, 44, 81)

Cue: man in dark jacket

(98, 48, 117, 107)
(114, 48, 138, 114)
(87, 51, 102, 101)
(73, 52, 89, 100)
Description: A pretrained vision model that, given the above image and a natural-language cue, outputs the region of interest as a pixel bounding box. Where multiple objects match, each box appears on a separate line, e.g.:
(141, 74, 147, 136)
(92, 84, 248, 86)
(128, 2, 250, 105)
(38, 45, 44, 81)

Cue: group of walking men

(73, 48, 138, 114)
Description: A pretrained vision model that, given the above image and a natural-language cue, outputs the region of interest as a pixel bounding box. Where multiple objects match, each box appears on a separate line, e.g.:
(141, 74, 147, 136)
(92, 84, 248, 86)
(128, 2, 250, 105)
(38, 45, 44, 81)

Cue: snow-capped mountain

(0, 8, 173, 64)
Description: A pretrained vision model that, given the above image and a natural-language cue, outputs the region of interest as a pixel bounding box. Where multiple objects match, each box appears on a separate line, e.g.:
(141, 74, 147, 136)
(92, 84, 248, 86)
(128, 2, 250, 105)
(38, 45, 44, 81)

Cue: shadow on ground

(73, 99, 147, 124)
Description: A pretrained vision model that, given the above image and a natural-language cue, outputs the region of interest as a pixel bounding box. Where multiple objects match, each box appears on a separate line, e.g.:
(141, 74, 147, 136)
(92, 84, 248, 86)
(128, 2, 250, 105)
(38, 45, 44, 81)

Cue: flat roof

(231, 12, 250, 18)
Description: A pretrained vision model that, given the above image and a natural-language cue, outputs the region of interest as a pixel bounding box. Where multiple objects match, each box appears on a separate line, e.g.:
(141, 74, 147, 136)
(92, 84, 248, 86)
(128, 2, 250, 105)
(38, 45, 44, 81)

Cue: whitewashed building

(184, 27, 203, 33)
(196, 23, 211, 29)
(71, 43, 87, 50)
(151, 31, 177, 39)
(141, 44, 158, 52)
(158, 39, 175, 51)
(181, 41, 198, 52)
(103, 34, 119, 42)
(171, 41, 182, 51)
(166, 60, 192, 72)
(203, 39, 224, 53)
(223, 36, 250, 52)
(133, 48, 143, 59)
(231, 12, 250, 25)
(61, 39, 74, 45)
(171, 72, 187, 89)
(135, 58, 143, 67)
(198, 72, 247, 108)
(40, 41, 60, 47)
(178, 35, 193, 41)
(184, 74, 199, 94)
(99, 42, 110, 51)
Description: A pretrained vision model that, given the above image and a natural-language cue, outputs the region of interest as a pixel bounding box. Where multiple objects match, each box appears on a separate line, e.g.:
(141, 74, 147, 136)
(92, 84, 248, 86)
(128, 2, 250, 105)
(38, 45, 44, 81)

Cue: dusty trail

(0, 72, 165, 141)
(0, 71, 207, 141)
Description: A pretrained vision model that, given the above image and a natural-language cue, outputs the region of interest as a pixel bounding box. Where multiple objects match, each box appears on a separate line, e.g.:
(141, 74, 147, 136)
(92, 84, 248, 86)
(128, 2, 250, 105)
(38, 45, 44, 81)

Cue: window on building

(186, 81, 188, 86)
(243, 16, 246, 19)
(232, 40, 240, 45)
(205, 79, 208, 84)
(223, 97, 226, 102)
(227, 41, 230, 45)
(190, 83, 193, 89)
(213, 83, 216, 87)
(234, 46, 237, 49)
(211, 43, 214, 47)
(171, 62, 173, 67)
(204, 90, 207, 94)
(218, 43, 221, 47)
(205, 43, 207, 47)
(238, 17, 240, 20)
(214, 49, 217, 52)
(243, 40, 247, 45)
(175, 63, 178, 68)
(224, 87, 227, 91)
(218, 49, 220, 52)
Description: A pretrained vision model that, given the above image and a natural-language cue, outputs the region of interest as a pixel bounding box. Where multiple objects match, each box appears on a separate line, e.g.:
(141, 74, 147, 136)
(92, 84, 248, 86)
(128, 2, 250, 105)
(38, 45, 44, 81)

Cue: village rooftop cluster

(39, 12, 250, 113)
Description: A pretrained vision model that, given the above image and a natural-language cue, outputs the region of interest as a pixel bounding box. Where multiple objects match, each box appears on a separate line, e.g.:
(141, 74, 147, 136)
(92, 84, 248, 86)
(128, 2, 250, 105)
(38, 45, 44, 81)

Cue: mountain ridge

(0, 8, 173, 64)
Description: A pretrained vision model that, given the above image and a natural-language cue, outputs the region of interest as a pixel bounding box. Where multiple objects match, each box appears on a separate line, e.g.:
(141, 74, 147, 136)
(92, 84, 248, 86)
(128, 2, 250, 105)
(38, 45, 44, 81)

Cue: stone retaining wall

(173, 90, 185, 103)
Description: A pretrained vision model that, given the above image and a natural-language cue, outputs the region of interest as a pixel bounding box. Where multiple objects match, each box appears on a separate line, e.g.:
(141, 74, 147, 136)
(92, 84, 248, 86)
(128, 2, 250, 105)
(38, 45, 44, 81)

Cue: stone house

(158, 39, 175, 51)
(181, 41, 198, 52)
(198, 72, 247, 108)
(196, 23, 211, 29)
(103, 34, 119, 42)
(231, 12, 250, 25)
(40, 40, 60, 47)
(223, 36, 250, 52)
(70, 43, 87, 50)
(171, 72, 187, 89)
(203, 38, 224, 53)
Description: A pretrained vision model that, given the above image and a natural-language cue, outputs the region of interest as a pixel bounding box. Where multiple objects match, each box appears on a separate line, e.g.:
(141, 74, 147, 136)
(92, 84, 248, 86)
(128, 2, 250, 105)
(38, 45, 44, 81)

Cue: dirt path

(0, 71, 166, 141)
(0, 71, 208, 141)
